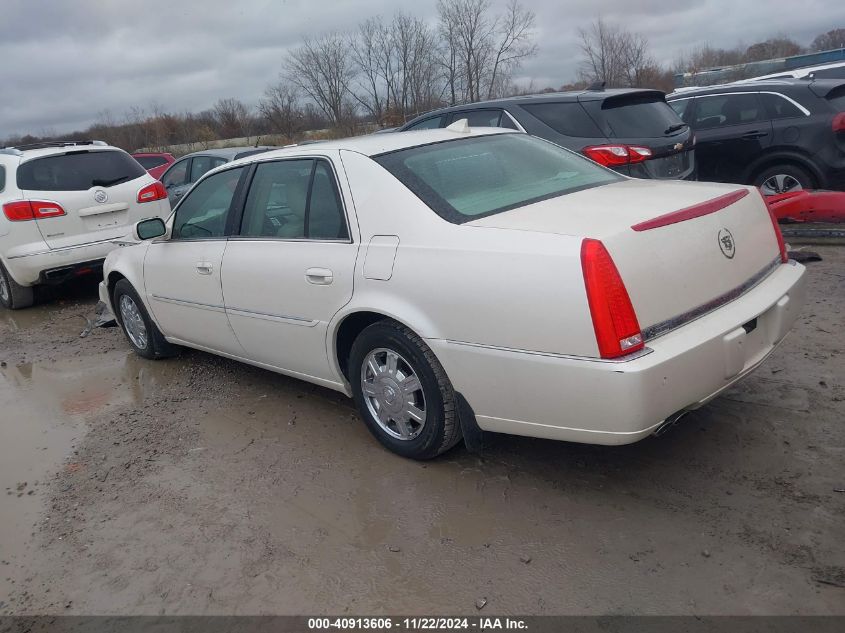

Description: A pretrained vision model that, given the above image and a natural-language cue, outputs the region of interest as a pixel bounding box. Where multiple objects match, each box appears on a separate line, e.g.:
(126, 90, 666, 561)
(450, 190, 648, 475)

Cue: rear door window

(189, 155, 223, 183)
(450, 110, 503, 127)
(669, 99, 692, 122)
(693, 94, 765, 129)
(239, 159, 348, 240)
(162, 158, 189, 188)
(596, 94, 682, 138)
(760, 93, 806, 119)
(521, 102, 603, 137)
(17, 150, 146, 191)
(135, 156, 167, 169)
(404, 116, 444, 131)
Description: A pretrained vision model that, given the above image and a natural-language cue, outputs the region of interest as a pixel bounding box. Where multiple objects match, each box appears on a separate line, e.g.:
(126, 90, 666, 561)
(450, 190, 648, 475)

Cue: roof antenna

(588, 80, 606, 91)
(446, 118, 471, 133)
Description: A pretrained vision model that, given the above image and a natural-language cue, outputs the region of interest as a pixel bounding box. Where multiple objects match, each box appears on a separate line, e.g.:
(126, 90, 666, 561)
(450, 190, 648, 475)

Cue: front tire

(0, 262, 34, 310)
(349, 320, 462, 460)
(113, 279, 177, 359)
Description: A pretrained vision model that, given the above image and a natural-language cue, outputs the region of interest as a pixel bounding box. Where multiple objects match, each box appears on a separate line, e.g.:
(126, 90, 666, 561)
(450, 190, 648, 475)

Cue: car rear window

(0, 166, 5, 192)
(596, 94, 683, 138)
(134, 155, 167, 169)
(374, 133, 621, 223)
(827, 86, 845, 112)
(17, 150, 146, 191)
(521, 102, 603, 137)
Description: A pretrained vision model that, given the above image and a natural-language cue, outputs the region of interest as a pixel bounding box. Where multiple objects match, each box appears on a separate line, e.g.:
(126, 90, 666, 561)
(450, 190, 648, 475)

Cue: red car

(131, 152, 175, 181)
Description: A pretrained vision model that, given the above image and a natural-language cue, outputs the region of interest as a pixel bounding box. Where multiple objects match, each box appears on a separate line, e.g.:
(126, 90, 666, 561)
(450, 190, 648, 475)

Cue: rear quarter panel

(335, 150, 599, 358)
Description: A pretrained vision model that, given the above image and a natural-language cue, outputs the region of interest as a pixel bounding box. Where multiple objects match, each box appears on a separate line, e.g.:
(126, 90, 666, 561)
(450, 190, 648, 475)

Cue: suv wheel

(349, 321, 462, 460)
(754, 164, 814, 196)
(113, 279, 177, 359)
(0, 262, 35, 310)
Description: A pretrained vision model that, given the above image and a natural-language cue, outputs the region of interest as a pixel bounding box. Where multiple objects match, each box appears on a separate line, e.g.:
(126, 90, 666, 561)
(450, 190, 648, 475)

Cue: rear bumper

(429, 260, 807, 445)
(3, 238, 117, 286)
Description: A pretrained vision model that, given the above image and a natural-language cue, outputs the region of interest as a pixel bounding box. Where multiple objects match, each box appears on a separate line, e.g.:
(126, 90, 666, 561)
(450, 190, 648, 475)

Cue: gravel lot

(0, 247, 843, 616)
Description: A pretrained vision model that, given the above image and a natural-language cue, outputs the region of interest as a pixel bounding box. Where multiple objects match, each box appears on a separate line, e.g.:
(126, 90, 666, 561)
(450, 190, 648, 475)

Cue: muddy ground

(0, 247, 843, 616)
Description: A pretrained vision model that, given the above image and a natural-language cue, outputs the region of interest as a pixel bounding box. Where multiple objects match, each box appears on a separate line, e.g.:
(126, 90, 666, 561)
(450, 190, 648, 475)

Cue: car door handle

(741, 130, 768, 139)
(196, 261, 213, 275)
(305, 268, 333, 285)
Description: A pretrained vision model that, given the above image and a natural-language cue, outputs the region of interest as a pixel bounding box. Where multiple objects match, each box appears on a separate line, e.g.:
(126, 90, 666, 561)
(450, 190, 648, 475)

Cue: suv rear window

(596, 94, 683, 138)
(521, 102, 603, 137)
(375, 133, 621, 223)
(134, 155, 167, 169)
(17, 150, 146, 192)
(827, 86, 845, 112)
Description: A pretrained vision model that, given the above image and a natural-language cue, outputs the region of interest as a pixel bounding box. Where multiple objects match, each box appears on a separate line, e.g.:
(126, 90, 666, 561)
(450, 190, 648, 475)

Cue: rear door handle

(305, 267, 333, 285)
(741, 130, 768, 139)
(196, 261, 213, 275)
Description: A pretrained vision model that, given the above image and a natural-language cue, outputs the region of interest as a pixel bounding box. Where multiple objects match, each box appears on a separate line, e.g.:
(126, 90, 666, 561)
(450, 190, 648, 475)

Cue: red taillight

(833, 112, 845, 133)
(3, 200, 66, 221)
(137, 181, 167, 203)
(764, 197, 789, 263)
(581, 239, 644, 359)
(582, 144, 653, 167)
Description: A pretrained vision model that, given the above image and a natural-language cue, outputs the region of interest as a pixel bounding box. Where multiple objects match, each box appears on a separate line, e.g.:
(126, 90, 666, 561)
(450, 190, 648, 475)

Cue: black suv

(398, 89, 695, 180)
(667, 79, 845, 193)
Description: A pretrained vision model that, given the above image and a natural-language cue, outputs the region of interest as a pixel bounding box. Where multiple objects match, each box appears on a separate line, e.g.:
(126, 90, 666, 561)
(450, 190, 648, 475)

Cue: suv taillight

(764, 198, 789, 263)
(137, 181, 168, 203)
(3, 200, 67, 221)
(582, 144, 653, 167)
(833, 112, 845, 133)
(581, 238, 644, 359)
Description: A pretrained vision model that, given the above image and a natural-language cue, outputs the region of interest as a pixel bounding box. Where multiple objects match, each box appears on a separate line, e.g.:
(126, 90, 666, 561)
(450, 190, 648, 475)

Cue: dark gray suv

(398, 89, 696, 180)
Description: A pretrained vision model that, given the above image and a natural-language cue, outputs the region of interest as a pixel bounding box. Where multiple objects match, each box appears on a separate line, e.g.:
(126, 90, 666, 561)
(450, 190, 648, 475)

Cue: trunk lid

(466, 179, 782, 336)
(17, 149, 166, 250)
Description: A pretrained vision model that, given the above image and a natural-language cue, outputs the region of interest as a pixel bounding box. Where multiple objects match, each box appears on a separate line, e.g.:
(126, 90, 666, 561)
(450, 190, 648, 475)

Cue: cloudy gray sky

(1, 0, 844, 136)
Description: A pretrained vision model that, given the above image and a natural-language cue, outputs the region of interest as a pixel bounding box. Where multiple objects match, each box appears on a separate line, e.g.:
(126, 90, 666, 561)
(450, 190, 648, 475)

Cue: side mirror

(134, 217, 167, 241)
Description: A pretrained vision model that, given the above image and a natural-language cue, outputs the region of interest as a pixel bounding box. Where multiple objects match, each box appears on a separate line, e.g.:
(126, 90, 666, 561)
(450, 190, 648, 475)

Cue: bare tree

(286, 33, 358, 133)
(811, 28, 845, 52)
(744, 37, 803, 62)
(579, 18, 659, 89)
(213, 98, 251, 139)
(259, 82, 303, 142)
(437, 0, 536, 104)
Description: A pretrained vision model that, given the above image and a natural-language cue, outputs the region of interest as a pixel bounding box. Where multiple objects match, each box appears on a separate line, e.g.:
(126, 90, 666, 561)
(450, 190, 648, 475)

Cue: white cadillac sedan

(99, 125, 807, 459)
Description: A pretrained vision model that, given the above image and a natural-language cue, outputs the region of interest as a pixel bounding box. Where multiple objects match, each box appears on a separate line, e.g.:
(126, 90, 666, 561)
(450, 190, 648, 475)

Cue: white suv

(0, 141, 170, 309)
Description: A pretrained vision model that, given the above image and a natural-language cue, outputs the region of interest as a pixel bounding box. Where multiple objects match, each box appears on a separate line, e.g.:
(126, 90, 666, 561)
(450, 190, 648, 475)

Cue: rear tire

(349, 320, 462, 460)
(0, 262, 34, 310)
(113, 279, 177, 359)
(753, 164, 815, 196)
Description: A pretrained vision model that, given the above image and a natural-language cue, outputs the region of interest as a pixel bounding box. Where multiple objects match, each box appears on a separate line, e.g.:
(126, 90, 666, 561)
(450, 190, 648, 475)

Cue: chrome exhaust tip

(653, 410, 690, 437)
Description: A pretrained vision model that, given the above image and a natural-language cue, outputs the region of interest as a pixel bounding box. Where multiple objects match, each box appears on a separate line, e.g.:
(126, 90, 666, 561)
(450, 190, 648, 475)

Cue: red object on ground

(764, 189, 845, 223)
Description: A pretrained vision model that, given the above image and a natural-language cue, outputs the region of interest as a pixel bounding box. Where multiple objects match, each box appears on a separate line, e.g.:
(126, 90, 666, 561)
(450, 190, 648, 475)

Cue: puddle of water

(0, 349, 168, 601)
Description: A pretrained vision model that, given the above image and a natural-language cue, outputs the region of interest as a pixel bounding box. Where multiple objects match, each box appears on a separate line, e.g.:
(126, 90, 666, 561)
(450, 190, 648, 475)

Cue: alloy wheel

(760, 173, 803, 196)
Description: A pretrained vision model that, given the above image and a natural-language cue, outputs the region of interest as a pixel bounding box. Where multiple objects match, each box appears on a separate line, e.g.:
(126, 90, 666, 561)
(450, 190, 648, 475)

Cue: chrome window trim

(503, 109, 526, 132)
(642, 256, 782, 342)
(670, 91, 810, 116)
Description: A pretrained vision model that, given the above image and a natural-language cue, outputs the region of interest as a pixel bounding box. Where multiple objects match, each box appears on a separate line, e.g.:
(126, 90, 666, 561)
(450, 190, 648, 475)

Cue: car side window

(669, 99, 691, 122)
(162, 159, 189, 188)
(452, 110, 503, 127)
(172, 167, 244, 240)
(240, 159, 348, 241)
(404, 116, 444, 131)
(760, 93, 805, 119)
(693, 94, 764, 129)
(189, 155, 219, 183)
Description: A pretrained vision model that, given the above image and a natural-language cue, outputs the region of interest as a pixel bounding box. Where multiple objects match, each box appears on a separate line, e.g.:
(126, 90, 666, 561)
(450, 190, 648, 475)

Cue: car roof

(667, 78, 843, 98)
(180, 146, 274, 160)
(225, 127, 514, 165)
(404, 88, 664, 122)
(0, 141, 120, 161)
